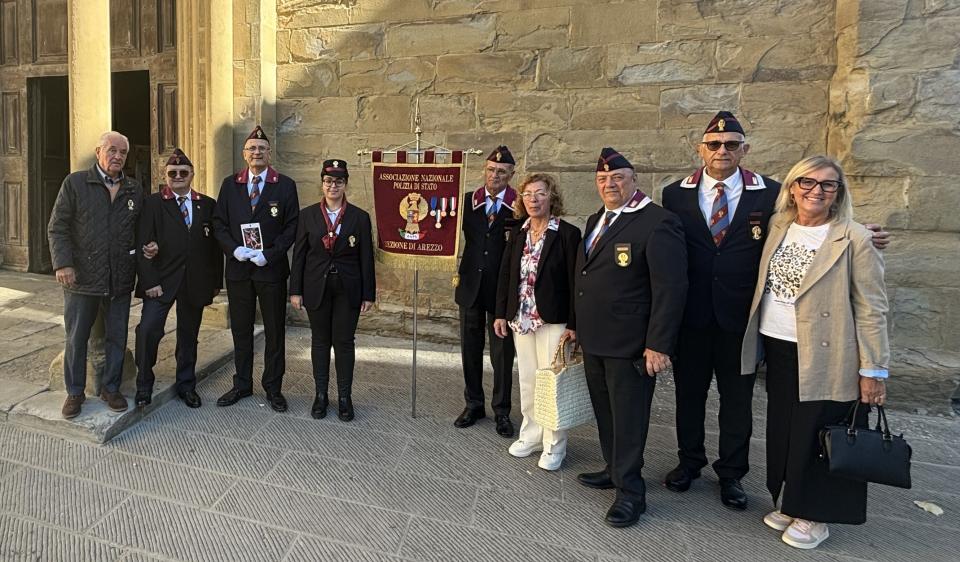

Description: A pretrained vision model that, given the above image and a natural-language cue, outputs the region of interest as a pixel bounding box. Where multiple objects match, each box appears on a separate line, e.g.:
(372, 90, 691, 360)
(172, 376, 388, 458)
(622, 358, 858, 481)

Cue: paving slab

(0, 513, 124, 562)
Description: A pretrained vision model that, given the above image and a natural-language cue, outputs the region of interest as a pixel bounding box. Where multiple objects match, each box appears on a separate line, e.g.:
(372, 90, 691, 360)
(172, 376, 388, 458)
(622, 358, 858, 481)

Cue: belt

(328, 266, 339, 274)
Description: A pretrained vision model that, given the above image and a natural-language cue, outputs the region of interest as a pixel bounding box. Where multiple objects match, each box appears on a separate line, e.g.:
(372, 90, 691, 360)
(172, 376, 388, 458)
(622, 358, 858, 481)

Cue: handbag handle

(551, 333, 580, 369)
(845, 402, 894, 440)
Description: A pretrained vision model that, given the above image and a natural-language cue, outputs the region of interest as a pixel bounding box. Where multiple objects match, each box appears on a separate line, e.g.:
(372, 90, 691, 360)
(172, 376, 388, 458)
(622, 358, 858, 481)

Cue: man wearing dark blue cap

(134, 148, 223, 408)
(575, 148, 688, 527)
(661, 111, 889, 510)
(453, 146, 518, 438)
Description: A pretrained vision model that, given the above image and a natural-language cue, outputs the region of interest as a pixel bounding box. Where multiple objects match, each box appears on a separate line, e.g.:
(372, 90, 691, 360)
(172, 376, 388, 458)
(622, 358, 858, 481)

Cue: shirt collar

(700, 168, 742, 193)
(96, 163, 124, 185)
(248, 169, 267, 184)
(485, 188, 506, 202)
(520, 216, 560, 231)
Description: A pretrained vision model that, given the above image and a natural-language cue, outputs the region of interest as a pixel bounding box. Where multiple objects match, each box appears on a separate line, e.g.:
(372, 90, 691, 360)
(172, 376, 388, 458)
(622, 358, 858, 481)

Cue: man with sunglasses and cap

(453, 146, 519, 438)
(661, 111, 889, 510)
(575, 148, 687, 528)
(213, 125, 300, 412)
(134, 148, 223, 408)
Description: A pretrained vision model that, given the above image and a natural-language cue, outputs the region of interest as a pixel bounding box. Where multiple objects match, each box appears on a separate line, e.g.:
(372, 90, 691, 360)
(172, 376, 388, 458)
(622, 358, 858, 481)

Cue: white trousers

(513, 323, 568, 455)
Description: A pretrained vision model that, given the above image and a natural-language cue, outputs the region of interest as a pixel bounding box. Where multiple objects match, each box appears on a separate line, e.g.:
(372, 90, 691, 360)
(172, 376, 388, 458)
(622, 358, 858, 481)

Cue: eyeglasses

(322, 178, 346, 187)
(701, 141, 744, 151)
(485, 167, 511, 177)
(243, 146, 270, 154)
(521, 191, 548, 200)
(794, 177, 842, 193)
(166, 170, 191, 178)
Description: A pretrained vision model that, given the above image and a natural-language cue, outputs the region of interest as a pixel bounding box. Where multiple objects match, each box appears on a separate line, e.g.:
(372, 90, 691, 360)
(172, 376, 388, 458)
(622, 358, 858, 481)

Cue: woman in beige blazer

(740, 155, 889, 550)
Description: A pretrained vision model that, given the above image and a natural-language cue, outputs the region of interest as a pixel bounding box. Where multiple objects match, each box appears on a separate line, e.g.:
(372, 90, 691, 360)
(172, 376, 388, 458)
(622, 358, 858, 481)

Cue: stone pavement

(1, 326, 958, 562)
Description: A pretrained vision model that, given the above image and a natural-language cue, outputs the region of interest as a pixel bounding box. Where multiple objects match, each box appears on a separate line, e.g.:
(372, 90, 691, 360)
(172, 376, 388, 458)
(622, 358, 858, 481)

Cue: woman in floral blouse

(494, 173, 582, 471)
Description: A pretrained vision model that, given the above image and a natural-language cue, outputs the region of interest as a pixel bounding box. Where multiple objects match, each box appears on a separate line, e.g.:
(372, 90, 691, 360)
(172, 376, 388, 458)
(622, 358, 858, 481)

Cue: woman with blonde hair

(494, 173, 581, 471)
(740, 155, 889, 549)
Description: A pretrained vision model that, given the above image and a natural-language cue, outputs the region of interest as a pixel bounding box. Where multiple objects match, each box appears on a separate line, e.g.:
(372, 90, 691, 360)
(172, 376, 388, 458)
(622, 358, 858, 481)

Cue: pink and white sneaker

(781, 518, 829, 549)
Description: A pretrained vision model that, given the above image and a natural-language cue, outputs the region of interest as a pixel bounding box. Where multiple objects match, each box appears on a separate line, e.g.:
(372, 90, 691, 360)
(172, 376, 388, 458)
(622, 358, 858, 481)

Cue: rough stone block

(384, 15, 495, 57)
(568, 88, 659, 130)
(847, 126, 960, 177)
(740, 81, 828, 130)
(436, 52, 537, 93)
(570, 2, 656, 46)
(891, 287, 960, 350)
(526, 129, 693, 172)
(418, 95, 477, 132)
(847, 176, 910, 230)
(915, 70, 960, 124)
(540, 47, 607, 89)
(277, 97, 358, 134)
(607, 41, 715, 86)
(660, 84, 740, 129)
(287, 24, 384, 62)
(718, 36, 834, 82)
(477, 92, 570, 132)
(277, 62, 338, 97)
(904, 177, 960, 232)
(339, 57, 436, 96)
(856, 17, 960, 71)
(885, 231, 960, 290)
(358, 96, 412, 133)
(495, 8, 570, 50)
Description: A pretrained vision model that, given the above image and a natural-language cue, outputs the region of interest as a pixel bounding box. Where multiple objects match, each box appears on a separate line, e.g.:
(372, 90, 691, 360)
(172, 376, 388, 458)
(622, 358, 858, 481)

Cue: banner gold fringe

(376, 249, 458, 273)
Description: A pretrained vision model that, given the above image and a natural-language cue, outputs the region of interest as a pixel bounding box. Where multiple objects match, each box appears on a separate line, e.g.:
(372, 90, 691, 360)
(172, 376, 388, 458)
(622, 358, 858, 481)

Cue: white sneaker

(781, 518, 829, 549)
(763, 510, 793, 531)
(537, 450, 564, 471)
(508, 440, 542, 458)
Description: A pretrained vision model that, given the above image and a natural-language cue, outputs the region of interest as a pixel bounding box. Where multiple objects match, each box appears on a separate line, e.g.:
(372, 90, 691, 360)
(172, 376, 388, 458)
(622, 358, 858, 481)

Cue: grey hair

(97, 131, 129, 149)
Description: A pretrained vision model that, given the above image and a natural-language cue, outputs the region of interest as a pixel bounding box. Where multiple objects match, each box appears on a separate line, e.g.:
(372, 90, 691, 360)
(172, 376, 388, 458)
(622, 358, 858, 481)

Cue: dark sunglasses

(794, 177, 842, 193)
(166, 170, 191, 178)
(701, 140, 744, 151)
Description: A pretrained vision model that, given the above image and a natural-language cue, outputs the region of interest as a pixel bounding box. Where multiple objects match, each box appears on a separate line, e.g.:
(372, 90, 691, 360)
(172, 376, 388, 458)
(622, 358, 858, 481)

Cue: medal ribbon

(321, 198, 348, 252)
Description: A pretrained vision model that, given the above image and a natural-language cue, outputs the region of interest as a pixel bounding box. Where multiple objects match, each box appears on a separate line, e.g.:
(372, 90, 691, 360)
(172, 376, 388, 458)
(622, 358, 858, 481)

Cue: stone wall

(270, 0, 959, 358)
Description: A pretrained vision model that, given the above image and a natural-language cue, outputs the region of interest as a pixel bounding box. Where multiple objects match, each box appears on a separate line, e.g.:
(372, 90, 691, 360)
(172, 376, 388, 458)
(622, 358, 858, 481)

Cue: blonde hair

(513, 173, 565, 221)
(774, 155, 853, 223)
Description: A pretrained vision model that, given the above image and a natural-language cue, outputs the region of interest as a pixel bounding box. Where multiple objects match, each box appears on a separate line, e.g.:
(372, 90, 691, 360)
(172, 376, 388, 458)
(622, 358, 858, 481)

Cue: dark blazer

(574, 195, 688, 360)
(135, 189, 224, 308)
(213, 167, 299, 283)
(289, 203, 376, 309)
(495, 219, 581, 329)
(454, 186, 518, 312)
(661, 167, 780, 333)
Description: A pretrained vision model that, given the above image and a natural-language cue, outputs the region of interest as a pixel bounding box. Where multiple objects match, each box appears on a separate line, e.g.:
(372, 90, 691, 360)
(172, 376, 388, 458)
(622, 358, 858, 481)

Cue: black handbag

(819, 402, 912, 489)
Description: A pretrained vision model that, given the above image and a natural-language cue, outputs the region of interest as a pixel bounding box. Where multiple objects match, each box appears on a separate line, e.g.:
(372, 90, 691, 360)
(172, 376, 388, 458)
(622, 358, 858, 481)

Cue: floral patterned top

(508, 216, 560, 335)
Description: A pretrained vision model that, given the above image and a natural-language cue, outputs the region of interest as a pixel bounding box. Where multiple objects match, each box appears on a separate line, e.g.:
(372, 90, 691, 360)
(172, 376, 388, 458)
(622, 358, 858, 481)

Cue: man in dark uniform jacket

(575, 148, 688, 528)
(661, 111, 891, 510)
(213, 125, 299, 412)
(134, 148, 224, 408)
(453, 146, 518, 437)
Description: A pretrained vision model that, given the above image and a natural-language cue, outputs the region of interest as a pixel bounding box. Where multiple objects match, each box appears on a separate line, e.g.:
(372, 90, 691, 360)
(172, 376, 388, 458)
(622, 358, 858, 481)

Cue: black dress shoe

(134, 391, 152, 407)
(719, 478, 748, 510)
(495, 415, 515, 438)
(577, 470, 615, 490)
(604, 496, 646, 528)
(216, 388, 252, 407)
(664, 465, 701, 492)
(453, 407, 485, 428)
(178, 390, 202, 409)
(311, 393, 328, 419)
(266, 392, 288, 413)
(338, 396, 354, 421)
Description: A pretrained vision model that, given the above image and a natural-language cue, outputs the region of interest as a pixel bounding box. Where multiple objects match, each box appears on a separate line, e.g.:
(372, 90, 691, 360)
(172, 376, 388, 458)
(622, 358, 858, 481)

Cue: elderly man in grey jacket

(47, 131, 147, 419)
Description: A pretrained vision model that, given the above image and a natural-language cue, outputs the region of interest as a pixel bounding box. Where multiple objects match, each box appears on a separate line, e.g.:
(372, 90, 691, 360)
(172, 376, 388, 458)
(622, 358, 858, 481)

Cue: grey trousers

(62, 291, 131, 396)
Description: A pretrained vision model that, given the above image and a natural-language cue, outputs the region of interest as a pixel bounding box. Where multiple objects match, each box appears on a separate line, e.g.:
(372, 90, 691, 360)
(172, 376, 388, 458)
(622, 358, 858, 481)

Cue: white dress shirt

(699, 168, 743, 225)
(247, 169, 267, 197)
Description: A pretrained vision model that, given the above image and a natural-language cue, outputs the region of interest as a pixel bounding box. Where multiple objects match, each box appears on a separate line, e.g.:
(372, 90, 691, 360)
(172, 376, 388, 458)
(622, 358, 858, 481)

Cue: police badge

(348, 235, 357, 248)
(751, 225, 762, 240)
(127, 200, 135, 211)
(614, 243, 631, 267)
(269, 202, 279, 217)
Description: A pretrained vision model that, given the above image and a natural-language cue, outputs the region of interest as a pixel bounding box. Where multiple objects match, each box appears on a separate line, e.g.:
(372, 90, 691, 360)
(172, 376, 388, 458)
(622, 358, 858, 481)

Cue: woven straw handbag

(534, 337, 595, 431)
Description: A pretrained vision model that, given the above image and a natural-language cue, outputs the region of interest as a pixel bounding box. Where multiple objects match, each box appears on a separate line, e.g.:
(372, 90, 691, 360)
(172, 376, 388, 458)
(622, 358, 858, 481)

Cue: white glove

(233, 247, 250, 261)
(251, 250, 268, 267)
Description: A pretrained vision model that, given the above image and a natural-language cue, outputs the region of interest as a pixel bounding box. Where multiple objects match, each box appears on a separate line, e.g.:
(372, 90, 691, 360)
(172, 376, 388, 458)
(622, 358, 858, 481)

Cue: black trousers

(673, 321, 756, 479)
(764, 336, 868, 524)
(306, 274, 360, 397)
(459, 303, 514, 415)
(584, 353, 656, 500)
(226, 278, 286, 394)
(135, 291, 204, 393)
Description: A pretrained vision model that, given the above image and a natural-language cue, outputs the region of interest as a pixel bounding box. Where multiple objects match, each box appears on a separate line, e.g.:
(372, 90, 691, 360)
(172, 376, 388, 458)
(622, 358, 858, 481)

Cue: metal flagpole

(356, 98, 482, 418)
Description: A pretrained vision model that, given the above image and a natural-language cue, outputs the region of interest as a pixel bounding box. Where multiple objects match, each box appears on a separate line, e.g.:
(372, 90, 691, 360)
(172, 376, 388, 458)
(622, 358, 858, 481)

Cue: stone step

(2, 326, 260, 444)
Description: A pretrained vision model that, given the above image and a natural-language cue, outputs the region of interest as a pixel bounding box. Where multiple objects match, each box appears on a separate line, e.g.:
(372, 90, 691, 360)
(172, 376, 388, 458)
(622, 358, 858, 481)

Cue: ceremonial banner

(372, 152, 464, 271)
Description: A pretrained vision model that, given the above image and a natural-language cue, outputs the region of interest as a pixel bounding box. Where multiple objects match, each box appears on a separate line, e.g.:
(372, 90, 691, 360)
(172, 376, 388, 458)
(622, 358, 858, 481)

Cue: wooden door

(28, 75, 69, 273)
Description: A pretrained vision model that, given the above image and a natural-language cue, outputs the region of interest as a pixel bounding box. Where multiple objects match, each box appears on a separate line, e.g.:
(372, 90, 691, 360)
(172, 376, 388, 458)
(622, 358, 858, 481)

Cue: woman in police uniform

(290, 159, 375, 421)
